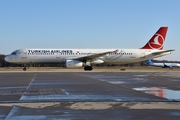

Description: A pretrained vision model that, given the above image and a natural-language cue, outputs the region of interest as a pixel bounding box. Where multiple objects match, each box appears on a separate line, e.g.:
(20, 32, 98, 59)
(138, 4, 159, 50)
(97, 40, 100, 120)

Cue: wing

(76, 50, 116, 62)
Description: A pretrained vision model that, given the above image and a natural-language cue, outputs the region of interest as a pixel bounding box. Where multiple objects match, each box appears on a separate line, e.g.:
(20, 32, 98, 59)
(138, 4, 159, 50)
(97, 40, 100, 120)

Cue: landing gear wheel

(84, 66, 93, 71)
(23, 67, 26, 71)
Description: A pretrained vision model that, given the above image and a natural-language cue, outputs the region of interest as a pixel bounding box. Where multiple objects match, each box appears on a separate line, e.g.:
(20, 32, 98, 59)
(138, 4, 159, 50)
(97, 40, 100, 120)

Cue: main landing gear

(84, 66, 93, 71)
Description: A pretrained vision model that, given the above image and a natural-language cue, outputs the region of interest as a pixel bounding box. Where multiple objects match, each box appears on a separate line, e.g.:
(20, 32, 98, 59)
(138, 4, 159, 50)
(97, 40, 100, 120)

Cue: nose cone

(4, 56, 9, 62)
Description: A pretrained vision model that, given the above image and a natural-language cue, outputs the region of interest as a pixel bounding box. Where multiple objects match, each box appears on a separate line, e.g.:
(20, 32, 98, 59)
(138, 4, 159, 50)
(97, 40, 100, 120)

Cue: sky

(0, 0, 180, 61)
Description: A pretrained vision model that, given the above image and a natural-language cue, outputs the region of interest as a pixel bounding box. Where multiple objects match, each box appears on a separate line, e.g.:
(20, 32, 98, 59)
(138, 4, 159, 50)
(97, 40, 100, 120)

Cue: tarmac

(0, 67, 180, 119)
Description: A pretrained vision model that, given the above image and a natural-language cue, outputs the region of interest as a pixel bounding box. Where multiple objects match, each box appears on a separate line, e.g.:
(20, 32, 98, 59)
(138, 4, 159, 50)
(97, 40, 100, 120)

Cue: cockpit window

(10, 50, 18, 55)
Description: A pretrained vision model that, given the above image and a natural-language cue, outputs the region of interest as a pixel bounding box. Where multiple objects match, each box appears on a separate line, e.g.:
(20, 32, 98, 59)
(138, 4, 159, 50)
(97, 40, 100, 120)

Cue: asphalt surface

(0, 71, 180, 119)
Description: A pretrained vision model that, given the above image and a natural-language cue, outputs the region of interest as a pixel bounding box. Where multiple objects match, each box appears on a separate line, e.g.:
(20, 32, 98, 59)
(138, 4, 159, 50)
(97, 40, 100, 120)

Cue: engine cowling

(65, 60, 83, 68)
(91, 59, 104, 64)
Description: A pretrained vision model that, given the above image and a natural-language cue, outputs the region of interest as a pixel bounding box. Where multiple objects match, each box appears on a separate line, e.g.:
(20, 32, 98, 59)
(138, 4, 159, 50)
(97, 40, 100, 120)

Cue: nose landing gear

(23, 65, 27, 71)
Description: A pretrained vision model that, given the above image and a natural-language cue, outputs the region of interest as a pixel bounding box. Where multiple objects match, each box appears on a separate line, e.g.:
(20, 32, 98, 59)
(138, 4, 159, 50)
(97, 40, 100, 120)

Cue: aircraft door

(140, 50, 151, 58)
(141, 51, 145, 58)
(56, 52, 60, 58)
(140, 50, 146, 58)
(22, 49, 27, 59)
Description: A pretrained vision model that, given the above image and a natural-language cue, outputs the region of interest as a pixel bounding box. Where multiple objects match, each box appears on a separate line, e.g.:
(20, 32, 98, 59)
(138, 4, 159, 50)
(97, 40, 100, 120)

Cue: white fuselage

(151, 63, 180, 68)
(5, 48, 171, 65)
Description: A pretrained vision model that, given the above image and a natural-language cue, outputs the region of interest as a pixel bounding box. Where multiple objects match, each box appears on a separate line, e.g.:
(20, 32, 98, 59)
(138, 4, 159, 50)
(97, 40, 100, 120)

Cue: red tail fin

(141, 27, 168, 50)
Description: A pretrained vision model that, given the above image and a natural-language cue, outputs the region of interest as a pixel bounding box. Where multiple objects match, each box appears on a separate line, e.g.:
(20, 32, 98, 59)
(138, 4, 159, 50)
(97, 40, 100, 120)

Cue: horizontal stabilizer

(152, 49, 175, 55)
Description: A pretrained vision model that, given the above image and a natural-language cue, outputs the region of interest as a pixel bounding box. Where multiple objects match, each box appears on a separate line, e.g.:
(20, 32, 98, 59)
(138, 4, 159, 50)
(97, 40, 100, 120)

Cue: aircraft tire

(23, 67, 26, 71)
(84, 66, 93, 71)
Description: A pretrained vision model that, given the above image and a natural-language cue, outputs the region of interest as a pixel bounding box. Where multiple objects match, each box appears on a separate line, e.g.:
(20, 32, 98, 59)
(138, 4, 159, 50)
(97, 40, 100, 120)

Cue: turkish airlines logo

(148, 34, 164, 49)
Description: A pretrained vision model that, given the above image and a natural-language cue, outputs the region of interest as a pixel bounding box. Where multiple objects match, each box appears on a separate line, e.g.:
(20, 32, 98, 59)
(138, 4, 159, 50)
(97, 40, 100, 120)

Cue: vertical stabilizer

(141, 27, 168, 50)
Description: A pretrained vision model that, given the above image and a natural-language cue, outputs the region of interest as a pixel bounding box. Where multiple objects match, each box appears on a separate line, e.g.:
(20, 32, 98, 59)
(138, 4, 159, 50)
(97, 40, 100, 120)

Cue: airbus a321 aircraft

(5, 27, 174, 71)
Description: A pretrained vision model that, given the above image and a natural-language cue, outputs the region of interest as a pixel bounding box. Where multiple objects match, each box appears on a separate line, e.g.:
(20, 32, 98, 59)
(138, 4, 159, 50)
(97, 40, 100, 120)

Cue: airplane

(146, 59, 180, 68)
(4, 27, 174, 71)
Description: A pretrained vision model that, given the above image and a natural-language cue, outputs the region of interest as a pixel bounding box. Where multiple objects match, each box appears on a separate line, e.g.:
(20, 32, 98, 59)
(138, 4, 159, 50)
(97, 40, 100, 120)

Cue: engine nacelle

(65, 60, 83, 68)
(91, 59, 104, 64)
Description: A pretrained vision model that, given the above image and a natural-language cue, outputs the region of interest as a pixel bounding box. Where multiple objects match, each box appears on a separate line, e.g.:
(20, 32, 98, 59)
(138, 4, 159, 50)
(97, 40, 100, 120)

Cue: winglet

(113, 49, 119, 54)
(141, 27, 168, 50)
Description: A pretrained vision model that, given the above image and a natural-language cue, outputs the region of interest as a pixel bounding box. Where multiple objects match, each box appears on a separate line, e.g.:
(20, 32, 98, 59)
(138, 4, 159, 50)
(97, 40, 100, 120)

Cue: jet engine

(65, 60, 83, 68)
(91, 59, 104, 64)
